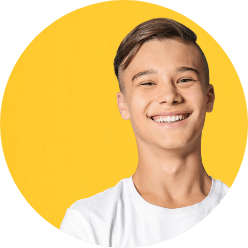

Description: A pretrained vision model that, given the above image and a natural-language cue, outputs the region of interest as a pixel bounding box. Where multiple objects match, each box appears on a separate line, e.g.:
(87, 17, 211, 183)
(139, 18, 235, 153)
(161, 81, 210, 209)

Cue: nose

(156, 84, 183, 105)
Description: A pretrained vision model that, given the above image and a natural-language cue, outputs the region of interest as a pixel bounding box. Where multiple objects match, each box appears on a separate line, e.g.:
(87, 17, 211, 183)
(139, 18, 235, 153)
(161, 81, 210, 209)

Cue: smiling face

(116, 39, 215, 150)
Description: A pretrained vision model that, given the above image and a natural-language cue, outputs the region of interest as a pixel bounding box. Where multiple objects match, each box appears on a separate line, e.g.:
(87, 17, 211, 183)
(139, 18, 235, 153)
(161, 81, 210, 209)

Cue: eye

(178, 78, 194, 83)
(140, 81, 156, 86)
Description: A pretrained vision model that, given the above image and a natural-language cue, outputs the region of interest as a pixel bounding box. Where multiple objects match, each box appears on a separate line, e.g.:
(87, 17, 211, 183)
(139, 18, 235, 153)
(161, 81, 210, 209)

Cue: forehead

(121, 38, 205, 79)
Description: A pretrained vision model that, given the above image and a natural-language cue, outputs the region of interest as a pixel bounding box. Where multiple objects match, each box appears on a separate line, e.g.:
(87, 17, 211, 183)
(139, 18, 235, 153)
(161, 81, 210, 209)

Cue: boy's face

(117, 39, 215, 150)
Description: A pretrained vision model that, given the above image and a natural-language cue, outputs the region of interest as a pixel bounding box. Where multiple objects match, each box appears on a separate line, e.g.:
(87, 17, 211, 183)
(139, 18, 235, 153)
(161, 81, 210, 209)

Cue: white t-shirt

(60, 176, 229, 247)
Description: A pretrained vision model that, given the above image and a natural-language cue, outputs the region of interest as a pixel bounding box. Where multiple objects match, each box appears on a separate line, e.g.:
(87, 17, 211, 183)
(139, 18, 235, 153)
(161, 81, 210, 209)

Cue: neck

(132, 135, 212, 208)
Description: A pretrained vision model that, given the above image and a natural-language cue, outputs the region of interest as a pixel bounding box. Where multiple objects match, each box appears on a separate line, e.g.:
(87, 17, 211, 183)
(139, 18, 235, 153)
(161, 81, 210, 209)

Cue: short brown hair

(114, 18, 209, 92)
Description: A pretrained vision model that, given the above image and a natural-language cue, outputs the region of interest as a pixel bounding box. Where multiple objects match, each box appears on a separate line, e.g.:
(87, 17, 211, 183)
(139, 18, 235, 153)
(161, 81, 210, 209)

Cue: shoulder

(60, 178, 130, 240)
(69, 178, 129, 215)
(213, 178, 230, 202)
(60, 178, 131, 243)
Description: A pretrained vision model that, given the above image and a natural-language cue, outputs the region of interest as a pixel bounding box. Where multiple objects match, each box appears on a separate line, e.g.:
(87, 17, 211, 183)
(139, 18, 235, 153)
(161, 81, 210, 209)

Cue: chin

(157, 137, 192, 150)
(159, 142, 188, 150)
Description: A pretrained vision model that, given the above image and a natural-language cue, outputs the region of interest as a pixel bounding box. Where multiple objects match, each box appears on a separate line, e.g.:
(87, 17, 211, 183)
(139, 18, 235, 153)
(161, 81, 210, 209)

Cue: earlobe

(206, 84, 215, 113)
(116, 92, 130, 120)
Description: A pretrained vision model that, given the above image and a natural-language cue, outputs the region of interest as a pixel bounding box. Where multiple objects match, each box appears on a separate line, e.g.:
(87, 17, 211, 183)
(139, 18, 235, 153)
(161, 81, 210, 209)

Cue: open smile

(150, 113, 191, 123)
(147, 112, 192, 126)
(148, 112, 192, 128)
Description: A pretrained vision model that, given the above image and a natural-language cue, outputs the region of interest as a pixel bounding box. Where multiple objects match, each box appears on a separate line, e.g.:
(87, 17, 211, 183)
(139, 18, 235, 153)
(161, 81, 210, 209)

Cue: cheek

(197, 94, 208, 113)
(128, 94, 151, 135)
(184, 91, 207, 131)
(129, 93, 149, 117)
(185, 89, 207, 111)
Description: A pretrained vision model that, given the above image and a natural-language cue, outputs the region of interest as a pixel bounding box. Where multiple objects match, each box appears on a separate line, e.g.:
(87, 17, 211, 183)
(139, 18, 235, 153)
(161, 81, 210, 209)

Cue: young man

(60, 18, 229, 247)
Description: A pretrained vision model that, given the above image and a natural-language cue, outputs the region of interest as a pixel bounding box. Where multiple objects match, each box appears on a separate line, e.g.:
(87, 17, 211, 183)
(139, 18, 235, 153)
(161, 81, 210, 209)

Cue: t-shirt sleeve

(60, 208, 93, 242)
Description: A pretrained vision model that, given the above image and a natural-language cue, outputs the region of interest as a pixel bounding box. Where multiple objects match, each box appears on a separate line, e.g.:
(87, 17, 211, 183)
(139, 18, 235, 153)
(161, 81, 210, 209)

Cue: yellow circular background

(1, 1, 247, 229)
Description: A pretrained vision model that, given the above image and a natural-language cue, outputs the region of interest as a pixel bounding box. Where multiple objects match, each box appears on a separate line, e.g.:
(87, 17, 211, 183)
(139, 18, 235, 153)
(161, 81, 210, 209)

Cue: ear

(116, 92, 130, 120)
(206, 84, 215, 113)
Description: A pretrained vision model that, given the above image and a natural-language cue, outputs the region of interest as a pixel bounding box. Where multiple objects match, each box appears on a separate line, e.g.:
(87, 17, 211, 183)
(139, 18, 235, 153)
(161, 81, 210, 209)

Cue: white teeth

(171, 116, 176, 122)
(153, 114, 189, 123)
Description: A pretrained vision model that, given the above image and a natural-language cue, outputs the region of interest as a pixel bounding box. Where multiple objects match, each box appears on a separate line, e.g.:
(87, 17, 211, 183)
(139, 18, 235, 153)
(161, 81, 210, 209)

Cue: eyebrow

(176, 66, 199, 74)
(131, 67, 199, 82)
(131, 69, 157, 82)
